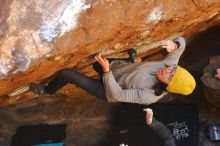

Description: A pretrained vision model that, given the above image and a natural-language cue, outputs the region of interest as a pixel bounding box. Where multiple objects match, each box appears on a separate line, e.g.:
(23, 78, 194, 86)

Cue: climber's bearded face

(156, 65, 177, 84)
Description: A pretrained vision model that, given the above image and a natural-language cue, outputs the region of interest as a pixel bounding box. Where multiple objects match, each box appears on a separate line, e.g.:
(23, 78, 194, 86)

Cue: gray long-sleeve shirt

(102, 37, 186, 104)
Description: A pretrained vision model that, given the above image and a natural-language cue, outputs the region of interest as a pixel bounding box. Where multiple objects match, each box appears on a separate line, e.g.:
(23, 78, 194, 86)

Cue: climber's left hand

(95, 53, 110, 73)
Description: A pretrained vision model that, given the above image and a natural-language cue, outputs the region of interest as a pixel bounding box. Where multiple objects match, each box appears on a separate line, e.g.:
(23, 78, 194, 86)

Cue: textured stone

(0, 88, 119, 145)
(201, 56, 220, 110)
(0, 0, 220, 97)
(1, 16, 220, 146)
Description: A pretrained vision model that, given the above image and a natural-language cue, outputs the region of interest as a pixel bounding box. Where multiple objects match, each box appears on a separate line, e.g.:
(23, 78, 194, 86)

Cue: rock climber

(30, 36, 196, 105)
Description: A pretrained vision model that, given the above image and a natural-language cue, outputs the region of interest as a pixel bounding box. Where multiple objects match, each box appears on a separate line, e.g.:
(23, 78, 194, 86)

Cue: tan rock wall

(0, 0, 220, 96)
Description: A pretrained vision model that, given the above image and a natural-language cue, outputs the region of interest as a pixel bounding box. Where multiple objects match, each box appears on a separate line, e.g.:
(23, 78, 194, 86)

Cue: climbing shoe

(30, 83, 46, 94)
(127, 48, 138, 63)
(127, 48, 142, 63)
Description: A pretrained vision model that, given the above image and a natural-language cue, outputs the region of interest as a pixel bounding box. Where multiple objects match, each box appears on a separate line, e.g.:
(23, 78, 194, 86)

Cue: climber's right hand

(161, 39, 177, 53)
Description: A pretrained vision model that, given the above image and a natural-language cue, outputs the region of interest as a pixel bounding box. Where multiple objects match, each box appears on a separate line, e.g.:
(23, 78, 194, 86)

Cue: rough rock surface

(0, 0, 220, 97)
(0, 88, 119, 145)
(201, 56, 220, 109)
(0, 18, 220, 146)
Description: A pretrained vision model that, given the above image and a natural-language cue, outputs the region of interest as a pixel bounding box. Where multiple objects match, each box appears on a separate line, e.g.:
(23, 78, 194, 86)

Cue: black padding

(109, 103, 198, 146)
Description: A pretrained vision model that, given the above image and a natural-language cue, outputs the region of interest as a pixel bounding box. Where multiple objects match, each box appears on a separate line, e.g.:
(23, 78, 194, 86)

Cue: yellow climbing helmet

(166, 66, 196, 95)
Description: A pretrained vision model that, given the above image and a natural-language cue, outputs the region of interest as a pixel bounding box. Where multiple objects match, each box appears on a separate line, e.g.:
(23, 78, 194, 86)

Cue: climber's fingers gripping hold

(161, 40, 177, 53)
(95, 53, 110, 73)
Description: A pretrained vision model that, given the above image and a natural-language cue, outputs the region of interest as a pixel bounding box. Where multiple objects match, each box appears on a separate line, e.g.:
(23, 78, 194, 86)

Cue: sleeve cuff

(103, 70, 112, 77)
(173, 37, 186, 49)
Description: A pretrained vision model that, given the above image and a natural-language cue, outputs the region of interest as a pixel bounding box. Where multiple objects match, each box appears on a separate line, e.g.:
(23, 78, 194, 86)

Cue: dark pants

(45, 58, 130, 100)
(45, 69, 106, 100)
(150, 119, 176, 146)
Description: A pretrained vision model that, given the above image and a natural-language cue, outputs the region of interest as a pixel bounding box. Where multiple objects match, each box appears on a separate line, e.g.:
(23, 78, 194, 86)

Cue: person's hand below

(143, 108, 153, 125)
(94, 53, 110, 73)
(161, 40, 177, 53)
